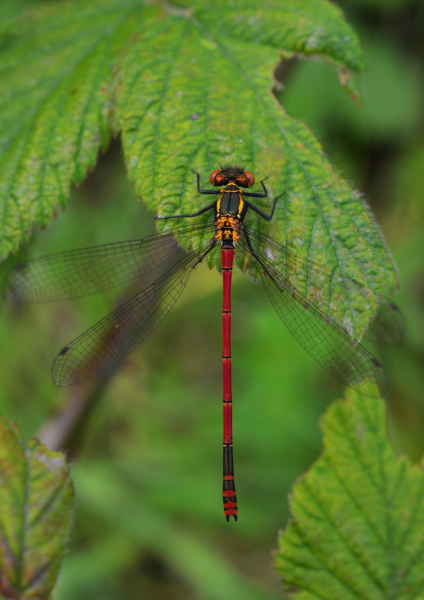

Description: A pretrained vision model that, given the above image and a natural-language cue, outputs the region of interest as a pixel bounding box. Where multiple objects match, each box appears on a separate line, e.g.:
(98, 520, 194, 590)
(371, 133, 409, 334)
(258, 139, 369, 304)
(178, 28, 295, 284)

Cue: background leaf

(0, 415, 74, 599)
(0, 0, 399, 338)
(275, 392, 424, 599)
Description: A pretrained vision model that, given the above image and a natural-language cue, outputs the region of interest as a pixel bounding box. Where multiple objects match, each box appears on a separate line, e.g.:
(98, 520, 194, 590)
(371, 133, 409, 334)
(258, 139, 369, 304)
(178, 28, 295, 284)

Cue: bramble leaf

(0, 0, 399, 336)
(0, 416, 74, 599)
(275, 393, 424, 599)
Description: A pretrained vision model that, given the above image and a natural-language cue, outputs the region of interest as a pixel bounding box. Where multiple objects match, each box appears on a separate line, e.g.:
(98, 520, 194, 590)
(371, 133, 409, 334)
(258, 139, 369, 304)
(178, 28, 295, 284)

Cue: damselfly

(3, 166, 404, 521)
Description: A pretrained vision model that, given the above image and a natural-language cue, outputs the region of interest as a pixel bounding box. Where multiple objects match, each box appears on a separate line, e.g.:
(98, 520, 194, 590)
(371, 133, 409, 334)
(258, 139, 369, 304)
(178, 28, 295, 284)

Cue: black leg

(242, 178, 269, 198)
(191, 169, 221, 195)
(155, 201, 216, 220)
(243, 226, 257, 256)
(244, 191, 284, 221)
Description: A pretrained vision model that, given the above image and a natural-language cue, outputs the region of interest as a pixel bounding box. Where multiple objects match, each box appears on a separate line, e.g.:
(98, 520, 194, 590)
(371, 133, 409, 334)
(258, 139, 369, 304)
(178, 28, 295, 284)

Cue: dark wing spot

(14, 263, 27, 270)
(371, 357, 383, 369)
(389, 302, 400, 311)
(189, 113, 200, 120)
(58, 346, 70, 356)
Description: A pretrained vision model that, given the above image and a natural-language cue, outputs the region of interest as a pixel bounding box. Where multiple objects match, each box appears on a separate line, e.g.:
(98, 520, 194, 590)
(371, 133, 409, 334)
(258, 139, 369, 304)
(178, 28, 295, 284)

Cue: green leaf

(0, 0, 399, 336)
(0, 415, 74, 599)
(275, 393, 424, 599)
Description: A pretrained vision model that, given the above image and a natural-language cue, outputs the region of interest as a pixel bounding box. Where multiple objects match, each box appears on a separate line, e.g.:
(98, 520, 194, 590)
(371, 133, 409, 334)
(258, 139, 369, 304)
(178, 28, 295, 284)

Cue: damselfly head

(209, 166, 255, 188)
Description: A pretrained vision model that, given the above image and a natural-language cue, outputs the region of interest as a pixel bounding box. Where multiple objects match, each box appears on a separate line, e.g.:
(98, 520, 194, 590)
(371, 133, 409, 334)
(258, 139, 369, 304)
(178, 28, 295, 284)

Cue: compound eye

(244, 170, 255, 187)
(209, 169, 221, 185)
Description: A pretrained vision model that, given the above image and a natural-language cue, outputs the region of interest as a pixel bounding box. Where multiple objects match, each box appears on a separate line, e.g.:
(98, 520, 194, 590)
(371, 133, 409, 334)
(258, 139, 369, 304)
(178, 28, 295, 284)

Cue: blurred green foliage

(0, 0, 423, 598)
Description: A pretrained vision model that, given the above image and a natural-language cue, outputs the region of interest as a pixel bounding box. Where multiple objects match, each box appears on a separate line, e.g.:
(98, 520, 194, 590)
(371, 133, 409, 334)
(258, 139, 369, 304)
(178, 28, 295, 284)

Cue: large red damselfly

(3, 166, 404, 521)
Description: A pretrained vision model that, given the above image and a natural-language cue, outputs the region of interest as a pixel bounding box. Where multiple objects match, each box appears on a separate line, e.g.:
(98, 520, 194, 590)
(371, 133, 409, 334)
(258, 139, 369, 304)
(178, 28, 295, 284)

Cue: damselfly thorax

(214, 182, 246, 245)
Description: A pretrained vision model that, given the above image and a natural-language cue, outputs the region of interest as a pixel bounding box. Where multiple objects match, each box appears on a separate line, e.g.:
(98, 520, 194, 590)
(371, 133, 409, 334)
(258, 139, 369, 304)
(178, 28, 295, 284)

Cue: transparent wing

(244, 226, 404, 345)
(239, 231, 387, 398)
(366, 297, 405, 344)
(52, 238, 217, 386)
(3, 222, 215, 303)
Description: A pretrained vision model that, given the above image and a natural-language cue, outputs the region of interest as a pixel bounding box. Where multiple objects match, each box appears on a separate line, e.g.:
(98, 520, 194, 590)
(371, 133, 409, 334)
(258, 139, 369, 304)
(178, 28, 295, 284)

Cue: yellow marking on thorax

(217, 185, 243, 218)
